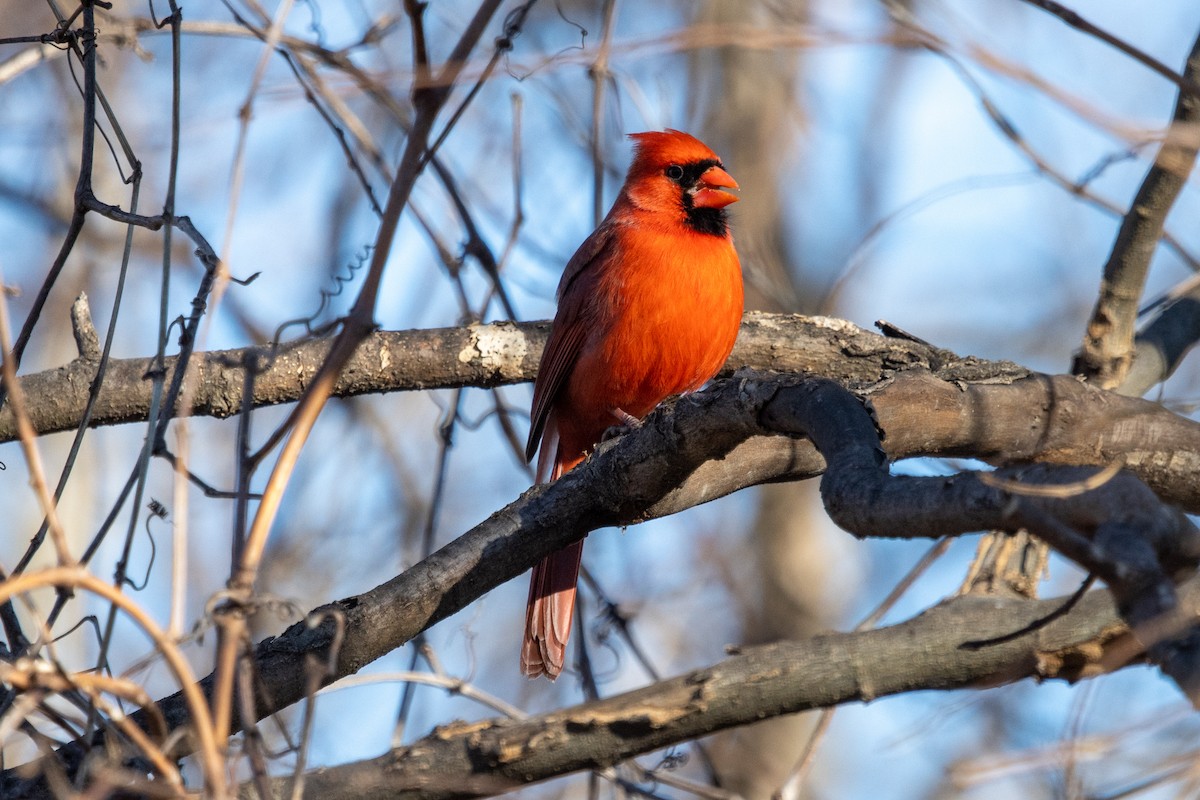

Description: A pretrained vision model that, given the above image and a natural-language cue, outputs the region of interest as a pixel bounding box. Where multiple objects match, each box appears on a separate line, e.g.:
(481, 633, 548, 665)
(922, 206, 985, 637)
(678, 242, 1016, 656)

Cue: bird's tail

(522, 428, 585, 679)
(521, 539, 584, 679)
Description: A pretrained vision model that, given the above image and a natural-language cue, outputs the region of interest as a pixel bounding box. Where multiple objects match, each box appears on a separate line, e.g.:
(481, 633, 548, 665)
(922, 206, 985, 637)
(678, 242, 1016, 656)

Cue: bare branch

(1075, 30, 1200, 387)
(237, 579, 1200, 800)
(0, 313, 1003, 444)
(1018, 0, 1200, 101)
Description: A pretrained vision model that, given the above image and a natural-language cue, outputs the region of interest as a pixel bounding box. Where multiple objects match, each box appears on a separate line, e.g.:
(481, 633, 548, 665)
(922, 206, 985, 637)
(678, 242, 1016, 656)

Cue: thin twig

(3, 5, 95, 377)
(0, 567, 224, 796)
(1017, 0, 1200, 101)
(978, 459, 1123, 498)
(0, 274, 73, 567)
(590, 0, 619, 228)
(289, 609, 344, 800)
(393, 388, 463, 747)
(321, 671, 526, 722)
(237, 655, 273, 800)
(213, 0, 508, 756)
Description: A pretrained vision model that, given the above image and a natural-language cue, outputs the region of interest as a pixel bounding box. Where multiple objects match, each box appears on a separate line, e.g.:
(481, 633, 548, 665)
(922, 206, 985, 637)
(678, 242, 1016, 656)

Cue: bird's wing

(525, 222, 620, 463)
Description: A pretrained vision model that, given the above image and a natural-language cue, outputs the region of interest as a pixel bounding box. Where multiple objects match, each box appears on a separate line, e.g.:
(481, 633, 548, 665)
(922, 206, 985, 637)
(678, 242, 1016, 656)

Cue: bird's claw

(601, 408, 641, 442)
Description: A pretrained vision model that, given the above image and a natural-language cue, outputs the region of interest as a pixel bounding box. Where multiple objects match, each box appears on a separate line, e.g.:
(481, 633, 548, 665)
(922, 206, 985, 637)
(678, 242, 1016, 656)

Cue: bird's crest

(627, 129, 721, 172)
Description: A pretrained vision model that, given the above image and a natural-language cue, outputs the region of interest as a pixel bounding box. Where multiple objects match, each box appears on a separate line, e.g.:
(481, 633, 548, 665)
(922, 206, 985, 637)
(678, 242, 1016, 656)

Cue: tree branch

(1120, 284, 1200, 396)
(0, 312, 1022, 444)
(1018, 0, 1200, 100)
(1075, 29, 1200, 386)
(238, 580, 1195, 800)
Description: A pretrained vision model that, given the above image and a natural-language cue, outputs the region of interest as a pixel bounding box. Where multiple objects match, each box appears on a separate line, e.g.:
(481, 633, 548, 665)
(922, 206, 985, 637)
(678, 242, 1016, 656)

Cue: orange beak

(691, 165, 740, 209)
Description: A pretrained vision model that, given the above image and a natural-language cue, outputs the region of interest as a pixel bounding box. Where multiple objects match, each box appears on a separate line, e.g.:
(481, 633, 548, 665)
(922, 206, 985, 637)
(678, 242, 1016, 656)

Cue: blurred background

(2, 1, 1200, 797)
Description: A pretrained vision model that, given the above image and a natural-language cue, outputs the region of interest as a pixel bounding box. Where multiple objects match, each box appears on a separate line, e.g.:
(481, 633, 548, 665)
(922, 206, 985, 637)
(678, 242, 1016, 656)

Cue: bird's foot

(601, 408, 641, 442)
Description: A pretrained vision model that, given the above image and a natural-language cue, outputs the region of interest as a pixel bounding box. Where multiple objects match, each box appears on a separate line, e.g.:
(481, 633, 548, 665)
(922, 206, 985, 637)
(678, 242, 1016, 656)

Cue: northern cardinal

(522, 130, 744, 679)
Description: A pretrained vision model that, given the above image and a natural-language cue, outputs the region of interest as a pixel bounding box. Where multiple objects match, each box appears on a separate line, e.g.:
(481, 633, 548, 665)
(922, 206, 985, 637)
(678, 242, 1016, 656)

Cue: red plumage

(522, 130, 744, 679)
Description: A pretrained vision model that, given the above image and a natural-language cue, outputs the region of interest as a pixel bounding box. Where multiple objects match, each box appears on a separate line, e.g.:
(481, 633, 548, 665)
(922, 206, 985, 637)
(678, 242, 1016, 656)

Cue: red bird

(523, 130, 744, 679)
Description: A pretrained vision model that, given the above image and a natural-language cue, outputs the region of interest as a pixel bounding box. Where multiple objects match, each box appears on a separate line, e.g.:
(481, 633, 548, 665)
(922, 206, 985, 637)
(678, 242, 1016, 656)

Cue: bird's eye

(665, 165, 684, 181)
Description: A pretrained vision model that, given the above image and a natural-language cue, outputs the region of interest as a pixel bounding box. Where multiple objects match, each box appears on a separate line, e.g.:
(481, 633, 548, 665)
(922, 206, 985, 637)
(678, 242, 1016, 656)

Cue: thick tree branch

(0, 310, 1025, 444)
(645, 369, 1200, 518)
(240, 581, 1196, 800)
